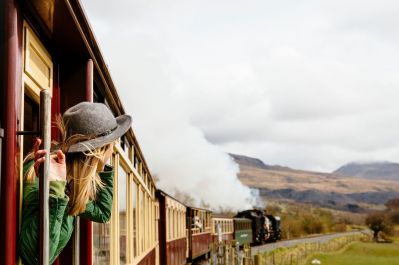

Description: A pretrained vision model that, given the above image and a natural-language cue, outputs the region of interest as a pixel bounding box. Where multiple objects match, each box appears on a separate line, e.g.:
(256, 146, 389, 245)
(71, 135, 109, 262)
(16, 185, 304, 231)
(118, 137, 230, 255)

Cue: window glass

(133, 153, 138, 169)
(145, 195, 149, 248)
(119, 164, 127, 265)
(166, 207, 172, 239)
(155, 204, 159, 242)
(23, 94, 39, 157)
(93, 86, 105, 103)
(93, 222, 111, 265)
(172, 209, 175, 239)
(139, 188, 144, 252)
(93, 155, 113, 265)
(132, 181, 137, 257)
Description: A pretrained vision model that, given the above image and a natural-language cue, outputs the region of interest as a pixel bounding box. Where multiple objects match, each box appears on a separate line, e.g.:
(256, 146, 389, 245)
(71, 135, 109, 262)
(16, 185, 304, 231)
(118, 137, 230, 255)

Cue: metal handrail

(39, 90, 51, 265)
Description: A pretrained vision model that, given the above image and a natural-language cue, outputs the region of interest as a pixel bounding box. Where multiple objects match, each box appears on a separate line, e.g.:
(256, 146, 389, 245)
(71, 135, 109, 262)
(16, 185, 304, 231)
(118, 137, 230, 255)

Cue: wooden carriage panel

(191, 232, 211, 260)
(166, 237, 186, 265)
(137, 248, 156, 265)
(212, 233, 234, 244)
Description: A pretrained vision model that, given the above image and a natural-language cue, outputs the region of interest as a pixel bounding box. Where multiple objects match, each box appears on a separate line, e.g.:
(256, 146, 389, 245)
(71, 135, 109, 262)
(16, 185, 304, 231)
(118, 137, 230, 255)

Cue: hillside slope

(231, 154, 399, 211)
(334, 161, 399, 181)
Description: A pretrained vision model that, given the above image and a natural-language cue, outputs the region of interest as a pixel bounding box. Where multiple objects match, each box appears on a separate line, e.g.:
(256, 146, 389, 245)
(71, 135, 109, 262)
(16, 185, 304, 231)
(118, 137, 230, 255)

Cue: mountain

(230, 154, 399, 212)
(229, 153, 292, 171)
(334, 161, 399, 181)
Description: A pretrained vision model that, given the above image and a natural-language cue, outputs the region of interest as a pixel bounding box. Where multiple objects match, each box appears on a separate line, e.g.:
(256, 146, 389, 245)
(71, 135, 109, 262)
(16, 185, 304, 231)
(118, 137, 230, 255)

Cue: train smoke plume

(133, 102, 259, 211)
(81, 1, 262, 211)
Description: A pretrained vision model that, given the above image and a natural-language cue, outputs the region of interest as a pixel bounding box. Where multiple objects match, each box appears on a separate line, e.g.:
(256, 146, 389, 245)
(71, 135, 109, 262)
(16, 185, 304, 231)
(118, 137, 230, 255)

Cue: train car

(211, 217, 234, 244)
(235, 209, 266, 245)
(235, 209, 281, 245)
(0, 1, 159, 264)
(186, 206, 212, 262)
(156, 190, 187, 265)
(233, 218, 253, 246)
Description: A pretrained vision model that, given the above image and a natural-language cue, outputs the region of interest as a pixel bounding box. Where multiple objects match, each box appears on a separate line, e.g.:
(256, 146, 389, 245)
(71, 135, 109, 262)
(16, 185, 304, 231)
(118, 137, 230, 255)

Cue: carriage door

(19, 20, 54, 260)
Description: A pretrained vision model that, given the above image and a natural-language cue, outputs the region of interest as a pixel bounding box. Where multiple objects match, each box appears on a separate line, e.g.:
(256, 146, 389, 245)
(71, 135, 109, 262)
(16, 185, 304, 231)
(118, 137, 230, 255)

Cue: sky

(81, 0, 399, 209)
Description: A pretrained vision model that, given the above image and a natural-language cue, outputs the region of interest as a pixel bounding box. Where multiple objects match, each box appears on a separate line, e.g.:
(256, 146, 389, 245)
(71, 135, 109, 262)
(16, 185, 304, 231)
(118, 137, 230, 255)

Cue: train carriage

(186, 206, 212, 262)
(233, 218, 253, 246)
(0, 1, 159, 264)
(211, 217, 234, 244)
(156, 190, 187, 265)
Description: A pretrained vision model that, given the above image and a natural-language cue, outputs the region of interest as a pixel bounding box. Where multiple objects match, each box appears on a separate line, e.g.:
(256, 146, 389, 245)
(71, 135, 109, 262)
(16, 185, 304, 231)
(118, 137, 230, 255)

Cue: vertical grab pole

(0, 127, 3, 200)
(39, 89, 51, 265)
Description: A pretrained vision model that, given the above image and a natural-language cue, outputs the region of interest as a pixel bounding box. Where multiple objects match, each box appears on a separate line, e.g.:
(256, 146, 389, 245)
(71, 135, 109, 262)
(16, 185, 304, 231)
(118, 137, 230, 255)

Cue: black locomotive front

(235, 209, 281, 245)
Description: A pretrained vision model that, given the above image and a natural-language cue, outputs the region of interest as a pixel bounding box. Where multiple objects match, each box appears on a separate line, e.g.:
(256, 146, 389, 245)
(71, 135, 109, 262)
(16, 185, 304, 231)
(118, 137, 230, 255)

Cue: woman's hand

(33, 138, 46, 176)
(49, 150, 66, 181)
(98, 142, 115, 171)
(33, 138, 66, 181)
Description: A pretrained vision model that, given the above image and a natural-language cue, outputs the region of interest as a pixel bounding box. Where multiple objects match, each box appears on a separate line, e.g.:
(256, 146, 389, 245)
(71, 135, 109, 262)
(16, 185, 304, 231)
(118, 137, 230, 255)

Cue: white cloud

(81, 0, 399, 207)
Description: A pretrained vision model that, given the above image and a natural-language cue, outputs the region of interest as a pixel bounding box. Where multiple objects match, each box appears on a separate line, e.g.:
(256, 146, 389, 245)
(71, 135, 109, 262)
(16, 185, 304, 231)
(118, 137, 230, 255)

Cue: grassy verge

(308, 240, 399, 265)
(254, 233, 370, 265)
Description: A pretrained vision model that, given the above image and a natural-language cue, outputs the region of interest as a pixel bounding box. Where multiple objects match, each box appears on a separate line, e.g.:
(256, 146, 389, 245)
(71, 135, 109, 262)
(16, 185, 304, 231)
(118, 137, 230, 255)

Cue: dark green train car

(233, 218, 253, 246)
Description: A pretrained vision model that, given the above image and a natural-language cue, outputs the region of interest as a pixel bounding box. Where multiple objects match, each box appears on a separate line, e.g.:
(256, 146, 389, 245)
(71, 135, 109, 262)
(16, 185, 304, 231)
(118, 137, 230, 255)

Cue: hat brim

(66, 114, 132, 153)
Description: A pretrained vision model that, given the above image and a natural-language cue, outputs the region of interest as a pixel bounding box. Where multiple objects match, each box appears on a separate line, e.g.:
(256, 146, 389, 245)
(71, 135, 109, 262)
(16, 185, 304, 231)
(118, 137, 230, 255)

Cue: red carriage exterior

(0, 1, 158, 264)
(157, 190, 187, 265)
(186, 206, 212, 262)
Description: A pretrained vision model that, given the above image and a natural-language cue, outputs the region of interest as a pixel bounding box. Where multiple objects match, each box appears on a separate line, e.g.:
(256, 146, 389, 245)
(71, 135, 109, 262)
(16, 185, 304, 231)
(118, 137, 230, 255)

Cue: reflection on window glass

(93, 155, 114, 265)
(119, 164, 127, 265)
(139, 188, 144, 253)
(132, 182, 137, 257)
(93, 222, 110, 265)
(146, 195, 150, 248)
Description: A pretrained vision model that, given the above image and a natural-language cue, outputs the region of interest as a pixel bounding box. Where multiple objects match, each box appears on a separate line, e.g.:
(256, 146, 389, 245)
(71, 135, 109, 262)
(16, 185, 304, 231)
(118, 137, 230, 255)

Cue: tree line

(366, 197, 399, 242)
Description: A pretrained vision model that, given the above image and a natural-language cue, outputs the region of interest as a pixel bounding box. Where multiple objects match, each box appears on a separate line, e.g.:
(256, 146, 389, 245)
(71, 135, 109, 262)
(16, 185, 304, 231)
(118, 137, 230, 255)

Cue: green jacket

(18, 161, 114, 265)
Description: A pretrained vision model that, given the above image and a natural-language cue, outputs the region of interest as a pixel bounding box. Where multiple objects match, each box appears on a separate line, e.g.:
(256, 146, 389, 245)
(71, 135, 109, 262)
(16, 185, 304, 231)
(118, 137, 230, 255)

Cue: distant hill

(334, 161, 399, 181)
(229, 153, 292, 171)
(230, 154, 399, 212)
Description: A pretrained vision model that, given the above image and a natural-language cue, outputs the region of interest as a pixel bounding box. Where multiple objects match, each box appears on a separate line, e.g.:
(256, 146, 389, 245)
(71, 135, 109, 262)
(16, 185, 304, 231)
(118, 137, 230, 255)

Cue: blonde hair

(24, 115, 115, 216)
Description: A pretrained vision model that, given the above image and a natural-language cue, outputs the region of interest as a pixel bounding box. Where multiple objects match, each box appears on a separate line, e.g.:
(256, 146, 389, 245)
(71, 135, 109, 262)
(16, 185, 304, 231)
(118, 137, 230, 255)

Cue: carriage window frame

(19, 20, 54, 240)
(108, 144, 157, 264)
(22, 22, 53, 102)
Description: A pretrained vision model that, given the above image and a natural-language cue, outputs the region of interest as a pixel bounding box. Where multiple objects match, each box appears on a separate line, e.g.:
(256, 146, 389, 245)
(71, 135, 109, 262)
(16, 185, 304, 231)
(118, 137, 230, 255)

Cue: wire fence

(209, 241, 253, 265)
(207, 232, 371, 265)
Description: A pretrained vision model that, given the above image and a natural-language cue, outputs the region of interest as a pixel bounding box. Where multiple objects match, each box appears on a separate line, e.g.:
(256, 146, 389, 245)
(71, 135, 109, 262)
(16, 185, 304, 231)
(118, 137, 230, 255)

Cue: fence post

(210, 243, 216, 265)
(231, 241, 236, 265)
(243, 244, 251, 265)
(254, 254, 263, 265)
(236, 241, 241, 265)
(223, 244, 228, 264)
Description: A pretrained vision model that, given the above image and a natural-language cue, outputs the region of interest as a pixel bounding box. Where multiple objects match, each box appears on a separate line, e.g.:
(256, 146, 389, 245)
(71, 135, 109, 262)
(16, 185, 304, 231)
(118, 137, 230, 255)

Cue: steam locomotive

(235, 209, 281, 245)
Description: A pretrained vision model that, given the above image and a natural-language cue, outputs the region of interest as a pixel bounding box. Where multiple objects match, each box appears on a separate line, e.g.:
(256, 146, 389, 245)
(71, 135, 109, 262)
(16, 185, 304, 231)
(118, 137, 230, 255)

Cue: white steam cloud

(82, 0, 399, 208)
(119, 62, 257, 210)
(81, 0, 258, 211)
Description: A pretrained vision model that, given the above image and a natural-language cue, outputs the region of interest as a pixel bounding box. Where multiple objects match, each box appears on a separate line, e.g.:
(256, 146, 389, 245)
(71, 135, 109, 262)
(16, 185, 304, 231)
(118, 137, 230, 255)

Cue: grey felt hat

(63, 102, 132, 153)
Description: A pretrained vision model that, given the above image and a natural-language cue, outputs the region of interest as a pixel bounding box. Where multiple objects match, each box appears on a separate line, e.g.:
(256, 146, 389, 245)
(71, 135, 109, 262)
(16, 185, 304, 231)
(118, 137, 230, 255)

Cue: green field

(309, 241, 399, 265)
